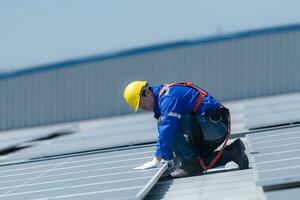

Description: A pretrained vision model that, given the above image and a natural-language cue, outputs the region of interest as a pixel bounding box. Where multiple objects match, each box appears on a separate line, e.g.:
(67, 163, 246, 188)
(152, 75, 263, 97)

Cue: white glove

(134, 159, 160, 171)
(161, 159, 174, 169)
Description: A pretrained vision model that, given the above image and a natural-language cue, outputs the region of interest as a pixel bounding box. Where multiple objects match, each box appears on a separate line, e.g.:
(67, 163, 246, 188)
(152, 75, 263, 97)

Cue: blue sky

(0, 0, 299, 71)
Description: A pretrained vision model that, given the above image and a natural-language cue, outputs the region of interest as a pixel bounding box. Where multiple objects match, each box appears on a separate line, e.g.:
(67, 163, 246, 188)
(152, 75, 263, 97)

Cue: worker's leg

(198, 139, 230, 168)
(197, 112, 248, 169)
(196, 114, 230, 167)
(170, 115, 203, 178)
(171, 129, 196, 161)
(171, 114, 197, 161)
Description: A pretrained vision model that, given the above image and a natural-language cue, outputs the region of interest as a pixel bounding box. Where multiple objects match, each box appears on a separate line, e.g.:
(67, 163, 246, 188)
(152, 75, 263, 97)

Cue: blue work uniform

(152, 84, 221, 161)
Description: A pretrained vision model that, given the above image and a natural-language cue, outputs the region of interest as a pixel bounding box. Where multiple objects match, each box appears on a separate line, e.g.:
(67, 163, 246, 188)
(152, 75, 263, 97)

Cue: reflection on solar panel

(0, 145, 166, 200)
(247, 125, 300, 187)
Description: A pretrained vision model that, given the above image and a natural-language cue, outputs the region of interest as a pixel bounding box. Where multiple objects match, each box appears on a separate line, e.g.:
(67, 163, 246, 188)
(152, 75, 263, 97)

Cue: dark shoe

(170, 157, 203, 178)
(225, 139, 249, 170)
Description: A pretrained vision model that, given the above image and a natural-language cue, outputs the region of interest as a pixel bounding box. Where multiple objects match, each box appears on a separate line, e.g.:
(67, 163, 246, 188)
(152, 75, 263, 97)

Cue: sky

(0, 0, 300, 71)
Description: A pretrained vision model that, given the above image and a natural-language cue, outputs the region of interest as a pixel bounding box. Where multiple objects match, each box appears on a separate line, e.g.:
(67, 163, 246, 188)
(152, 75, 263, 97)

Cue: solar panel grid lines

(250, 143, 300, 155)
(1, 157, 73, 196)
(250, 137, 300, 150)
(248, 129, 300, 141)
(0, 154, 154, 183)
(243, 94, 300, 130)
(0, 145, 166, 200)
(1, 127, 157, 163)
(0, 149, 153, 173)
(247, 125, 300, 189)
(0, 167, 155, 191)
(0, 112, 158, 165)
(247, 126, 300, 152)
(146, 168, 262, 200)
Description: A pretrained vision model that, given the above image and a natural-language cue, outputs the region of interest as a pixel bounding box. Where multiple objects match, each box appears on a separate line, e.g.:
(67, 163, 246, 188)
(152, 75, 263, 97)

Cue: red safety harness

(159, 82, 208, 113)
(158, 82, 231, 172)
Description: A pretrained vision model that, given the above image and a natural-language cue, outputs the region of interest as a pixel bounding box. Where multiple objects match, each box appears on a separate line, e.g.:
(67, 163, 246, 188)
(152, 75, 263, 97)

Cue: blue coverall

(152, 84, 230, 167)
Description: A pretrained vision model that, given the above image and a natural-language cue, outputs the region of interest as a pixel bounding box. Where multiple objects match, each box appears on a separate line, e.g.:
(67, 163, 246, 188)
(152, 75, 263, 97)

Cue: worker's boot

(225, 139, 249, 169)
(170, 156, 203, 178)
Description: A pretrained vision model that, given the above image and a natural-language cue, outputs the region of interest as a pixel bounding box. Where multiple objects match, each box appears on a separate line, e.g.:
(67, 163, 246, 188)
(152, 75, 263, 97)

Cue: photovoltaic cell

(247, 125, 300, 187)
(244, 94, 300, 130)
(0, 125, 75, 151)
(0, 145, 166, 200)
(0, 114, 157, 164)
(265, 187, 300, 200)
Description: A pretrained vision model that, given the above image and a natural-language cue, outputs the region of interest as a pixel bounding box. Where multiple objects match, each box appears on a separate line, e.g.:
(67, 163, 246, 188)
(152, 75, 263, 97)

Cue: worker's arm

(155, 96, 182, 160)
(134, 96, 181, 171)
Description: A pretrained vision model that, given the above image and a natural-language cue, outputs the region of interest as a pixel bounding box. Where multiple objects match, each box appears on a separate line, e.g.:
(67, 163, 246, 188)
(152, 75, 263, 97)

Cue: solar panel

(243, 94, 300, 130)
(245, 113, 289, 130)
(265, 187, 300, 200)
(0, 114, 157, 164)
(0, 145, 166, 200)
(146, 168, 261, 200)
(0, 125, 75, 151)
(247, 125, 300, 187)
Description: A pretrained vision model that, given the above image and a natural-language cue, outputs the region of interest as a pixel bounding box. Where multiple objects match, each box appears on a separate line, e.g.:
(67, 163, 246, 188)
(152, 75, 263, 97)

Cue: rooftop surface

(0, 92, 300, 199)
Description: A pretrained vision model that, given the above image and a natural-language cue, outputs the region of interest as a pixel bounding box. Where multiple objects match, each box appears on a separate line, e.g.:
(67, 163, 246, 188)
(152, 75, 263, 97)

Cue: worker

(123, 81, 249, 178)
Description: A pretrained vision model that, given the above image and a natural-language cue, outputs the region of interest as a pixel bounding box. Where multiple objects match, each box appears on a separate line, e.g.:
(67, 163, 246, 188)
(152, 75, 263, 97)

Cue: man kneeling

(123, 81, 249, 178)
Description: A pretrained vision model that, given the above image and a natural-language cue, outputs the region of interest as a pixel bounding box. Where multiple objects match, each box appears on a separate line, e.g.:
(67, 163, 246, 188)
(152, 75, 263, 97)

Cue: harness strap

(198, 107, 231, 171)
(158, 82, 208, 113)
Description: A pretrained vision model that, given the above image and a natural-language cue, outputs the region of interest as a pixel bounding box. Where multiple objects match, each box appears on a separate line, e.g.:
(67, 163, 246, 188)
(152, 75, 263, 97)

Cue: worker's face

(139, 89, 154, 111)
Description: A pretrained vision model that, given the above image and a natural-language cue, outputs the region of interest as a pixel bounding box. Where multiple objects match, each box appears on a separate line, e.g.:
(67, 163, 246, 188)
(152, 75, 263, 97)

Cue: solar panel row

(0, 145, 166, 200)
(1, 93, 300, 200)
(0, 113, 157, 165)
(247, 125, 300, 187)
(244, 94, 300, 130)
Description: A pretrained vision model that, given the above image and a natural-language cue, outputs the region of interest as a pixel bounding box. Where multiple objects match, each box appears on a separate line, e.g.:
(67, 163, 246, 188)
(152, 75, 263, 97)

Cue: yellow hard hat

(123, 81, 147, 111)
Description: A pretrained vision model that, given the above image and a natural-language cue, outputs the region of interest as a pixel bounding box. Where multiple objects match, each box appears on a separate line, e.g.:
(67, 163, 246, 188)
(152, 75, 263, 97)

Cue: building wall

(0, 25, 300, 130)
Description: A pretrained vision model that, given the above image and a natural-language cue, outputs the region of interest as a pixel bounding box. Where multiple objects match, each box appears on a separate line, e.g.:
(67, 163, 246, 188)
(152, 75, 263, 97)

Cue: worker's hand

(161, 159, 174, 169)
(133, 158, 160, 171)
